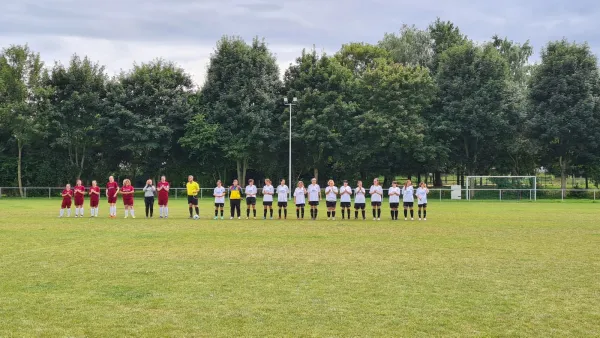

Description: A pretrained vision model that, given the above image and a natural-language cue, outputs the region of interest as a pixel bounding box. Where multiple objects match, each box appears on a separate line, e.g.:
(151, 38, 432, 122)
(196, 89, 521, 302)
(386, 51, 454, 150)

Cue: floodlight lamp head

(292, 97, 298, 103)
(283, 97, 288, 104)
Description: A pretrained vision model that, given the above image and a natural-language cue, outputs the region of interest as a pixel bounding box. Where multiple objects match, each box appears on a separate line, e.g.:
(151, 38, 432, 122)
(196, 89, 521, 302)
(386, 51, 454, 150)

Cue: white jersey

(369, 185, 383, 202)
(308, 184, 321, 202)
(354, 187, 366, 203)
(213, 186, 226, 204)
(339, 185, 352, 202)
(294, 187, 306, 204)
(388, 186, 401, 203)
(277, 185, 289, 202)
(416, 187, 428, 205)
(245, 185, 257, 197)
(262, 185, 274, 202)
(402, 186, 414, 203)
(325, 186, 338, 202)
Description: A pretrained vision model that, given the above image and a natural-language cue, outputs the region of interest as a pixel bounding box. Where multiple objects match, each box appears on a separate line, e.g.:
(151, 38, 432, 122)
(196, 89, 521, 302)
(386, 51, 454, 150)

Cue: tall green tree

(335, 43, 390, 76)
(0, 45, 50, 196)
(529, 40, 600, 190)
(428, 18, 467, 74)
(200, 36, 281, 185)
(378, 24, 433, 68)
(46, 54, 107, 179)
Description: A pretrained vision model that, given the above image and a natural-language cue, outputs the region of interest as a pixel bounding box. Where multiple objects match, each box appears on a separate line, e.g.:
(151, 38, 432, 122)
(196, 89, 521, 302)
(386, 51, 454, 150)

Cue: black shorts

(246, 197, 256, 205)
(309, 201, 319, 206)
(390, 203, 399, 209)
(354, 203, 365, 210)
(278, 202, 288, 208)
(340, 202, 351, 208)
(263, 201, 273, 206)
(418, 203, 427, 208)
(403, 202, 414, 208)
(326, 201, 336, 208)
(371, 201, 381, 207)
(296, 203, 305, 208)
(215, 203, 224, 208)
(187, 195, 198, 205)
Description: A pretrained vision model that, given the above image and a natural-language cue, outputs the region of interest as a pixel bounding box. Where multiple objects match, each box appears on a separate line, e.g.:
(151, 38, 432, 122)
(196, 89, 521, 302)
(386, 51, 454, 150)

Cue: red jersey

(106, 181, 119, 196)
(89, 186, 100, 201)
(157, 181, 170, 199)
(62, 189, 73, 203)
(74, 185, 86, 197)
(121, 185, 134, 203)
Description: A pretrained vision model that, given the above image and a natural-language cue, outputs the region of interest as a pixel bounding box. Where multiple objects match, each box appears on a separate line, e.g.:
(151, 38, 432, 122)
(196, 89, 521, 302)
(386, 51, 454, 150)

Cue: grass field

(1, 199, 599, 337)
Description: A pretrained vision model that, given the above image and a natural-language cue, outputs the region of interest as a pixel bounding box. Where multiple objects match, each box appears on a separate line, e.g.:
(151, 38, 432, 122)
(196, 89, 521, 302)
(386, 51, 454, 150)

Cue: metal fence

(0, 187, 598, 201)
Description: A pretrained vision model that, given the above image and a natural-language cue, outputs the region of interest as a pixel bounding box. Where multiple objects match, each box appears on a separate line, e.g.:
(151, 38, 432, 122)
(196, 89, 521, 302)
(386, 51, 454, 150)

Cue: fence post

(24, 187, 27, 198)
(201, 188, 203, 200)
(439, 189, 441, 201)
(0, 187, 2, 198)
(561, 189, 564, 201)
(500, 190, 502, 201)
(594, 190, 596, 201)
(49, 188, 51, 199)
(175, 188, 178, 199)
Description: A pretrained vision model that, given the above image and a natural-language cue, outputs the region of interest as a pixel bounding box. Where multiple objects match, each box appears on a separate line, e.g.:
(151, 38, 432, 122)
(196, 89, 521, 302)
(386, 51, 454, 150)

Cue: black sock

(301, 208, 304, 218)
(391, 210, 394, 219)
(404, 209, 408, 218)
(418, 210, 422, 218)
(279, 209, 282, 217)
(355, 210, 358, 218)
(424, 210, 427, 218)
(315, 209, 318, 218)
(253, 209, 256, 217)
(247, 209, 250, 217)
(270, 209, 273, 217)
(195, 207, 199, 216)
(189, 207, 193, 217)
(410, 210, 414, 218)
(362, 210, 366, 219)
(215, 209, 218, 217)
(342, 209, 345, 219)
(332, 211, 336, 218)
(372, 209, 376, 218)
(347, 209, 350, 219)
(264, 209, 267, 218)
(296, 209, 300, 218)
(284, 209, 287, 218)
(377, 209, 381, 218)
(327, 211, 331, 218)
(310, 209, 314, 219)
(220, 209, 223, 217)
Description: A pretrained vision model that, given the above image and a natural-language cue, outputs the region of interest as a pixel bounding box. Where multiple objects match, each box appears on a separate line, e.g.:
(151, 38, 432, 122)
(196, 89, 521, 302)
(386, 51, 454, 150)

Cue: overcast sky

(2, 0, 599, 86)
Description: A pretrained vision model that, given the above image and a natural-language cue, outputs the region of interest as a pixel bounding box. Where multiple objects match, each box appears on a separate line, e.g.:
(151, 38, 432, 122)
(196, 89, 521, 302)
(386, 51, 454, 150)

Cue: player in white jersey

(245, 179, 258, 219)
(388, 181, 401, 220)
(354, 180, 366, 220)
(307, 178, 321, 220)
(402, 179, 415, 220)
(369, 178, 383, 220)
(339, 180, 352, 220)
(325, 179, 339, 220)
(416, 181, 429, 220)
(294, 181, 307, 219)
(276, 179, 289, 219)
(262, 178, 274, 219)
(213, 180, 226, 220)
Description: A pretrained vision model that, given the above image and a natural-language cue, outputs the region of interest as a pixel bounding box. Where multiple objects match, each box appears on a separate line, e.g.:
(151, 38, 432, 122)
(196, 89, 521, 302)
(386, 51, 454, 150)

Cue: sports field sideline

(1, 199, 599, 337)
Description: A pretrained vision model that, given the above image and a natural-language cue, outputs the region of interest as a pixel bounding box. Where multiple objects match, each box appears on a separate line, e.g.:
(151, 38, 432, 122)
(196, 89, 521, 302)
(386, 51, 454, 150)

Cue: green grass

(1, 199, 599, 337)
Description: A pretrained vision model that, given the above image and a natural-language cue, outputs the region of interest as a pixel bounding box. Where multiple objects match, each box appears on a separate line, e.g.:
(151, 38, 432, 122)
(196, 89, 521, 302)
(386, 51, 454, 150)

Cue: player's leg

(283, 203, 287, 219)
(145, 197, 150, 218)
(246, 199, 251, 219)
(423, 204, 427, 220)
(296, 205, 300, 219)
(409, 203, 414, 220)
(403, 204, 408, 220)
(130, 204, 136, 218)
(252, 203, 256, 218)
(214, 203, 219, 219)
(263, 204, 267, 219)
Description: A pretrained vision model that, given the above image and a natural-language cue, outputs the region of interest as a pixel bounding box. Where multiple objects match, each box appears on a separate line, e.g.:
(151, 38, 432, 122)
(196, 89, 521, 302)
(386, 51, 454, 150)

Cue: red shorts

(74, 196, 84, 206)
(107, 195, 117, 204)
(90, 198, 99, 208)
(61, 200, 72, 208)
(158, 196, 168, 206)
(123, 198, 134, 206)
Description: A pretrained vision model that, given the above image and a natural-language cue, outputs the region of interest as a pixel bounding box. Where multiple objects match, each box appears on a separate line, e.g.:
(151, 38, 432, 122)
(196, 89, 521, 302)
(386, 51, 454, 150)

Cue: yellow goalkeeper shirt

(186, 181, 200, 196)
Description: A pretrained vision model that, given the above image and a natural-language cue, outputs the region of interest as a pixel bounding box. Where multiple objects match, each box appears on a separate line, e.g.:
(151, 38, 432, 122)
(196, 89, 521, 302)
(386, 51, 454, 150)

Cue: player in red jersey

(73, 179, 86, 218)
(121, 179, 136, 218)
(157, 175, 170, 218)
(89, 180, 100, 217)
(106, 175, 120, 218)
(59, 184, 73, 217)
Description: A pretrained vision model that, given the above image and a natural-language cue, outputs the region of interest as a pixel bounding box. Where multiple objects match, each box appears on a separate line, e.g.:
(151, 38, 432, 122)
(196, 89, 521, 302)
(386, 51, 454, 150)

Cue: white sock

(111, 206, 116, 216)
(80, 207, 84, 216)
(125, 209, 129, 217)
(130, 209, 135, 217)
(159, 206, 163, 216)
(60, 209, 64, 217)
(67, 209, 71, 217)
(95, 208, 99, 216)
(165, 207, 168, 216)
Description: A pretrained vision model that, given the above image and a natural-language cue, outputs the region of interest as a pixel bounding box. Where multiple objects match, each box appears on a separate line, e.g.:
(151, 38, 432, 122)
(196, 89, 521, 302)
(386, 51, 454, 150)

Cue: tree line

(1, 18, 600, 196)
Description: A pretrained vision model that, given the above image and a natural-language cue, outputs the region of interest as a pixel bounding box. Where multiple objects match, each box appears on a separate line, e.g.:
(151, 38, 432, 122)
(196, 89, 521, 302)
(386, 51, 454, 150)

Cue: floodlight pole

(284, 97, 297, 200)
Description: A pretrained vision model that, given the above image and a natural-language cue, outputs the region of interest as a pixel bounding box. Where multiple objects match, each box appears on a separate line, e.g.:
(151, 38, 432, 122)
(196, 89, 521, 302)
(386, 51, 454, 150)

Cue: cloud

(1, 0, 600, 86)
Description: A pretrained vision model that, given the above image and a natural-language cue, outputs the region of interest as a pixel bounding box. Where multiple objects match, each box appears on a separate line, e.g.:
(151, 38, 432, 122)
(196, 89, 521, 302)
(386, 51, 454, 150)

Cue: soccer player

(143, 179, 156, 218)
(402, 179, 415, 221)
(369, 178, 383, 221)
(277, 179, 289, 219)
(416, 181, 429, 221)
(229, 179, 242, 219)
(307, 178, 321, 220)
(354, 180, 366, 220)
(186, 175, 200, 219)
(245, 179, 258, 219)
(325, 179, 338, 220)
(106, 175, 120, 218)
(339, 180, 352, 220)
(157, 176, 170, 218)
(59, 183, 73, 217)
(213, 180, 226, 220)
(262, 178, 274, 219)
(89, 180, 100, 217)
(74, 179, 86, 218)
(388, 181, 401, 220)
(294, 181, 307, 219)
(121, 179, 135, 218)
